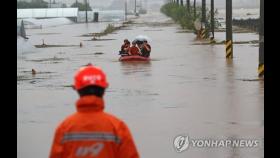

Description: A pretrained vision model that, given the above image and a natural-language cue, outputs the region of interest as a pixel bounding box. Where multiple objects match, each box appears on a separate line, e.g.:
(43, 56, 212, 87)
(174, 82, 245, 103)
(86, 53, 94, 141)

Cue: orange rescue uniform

(50, 95, 139, 158)
(129, 46, 141, 56)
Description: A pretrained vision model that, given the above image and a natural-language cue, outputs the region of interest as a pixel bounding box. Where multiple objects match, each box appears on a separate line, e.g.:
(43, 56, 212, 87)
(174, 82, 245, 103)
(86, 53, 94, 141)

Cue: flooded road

(17, 11, 263, 158)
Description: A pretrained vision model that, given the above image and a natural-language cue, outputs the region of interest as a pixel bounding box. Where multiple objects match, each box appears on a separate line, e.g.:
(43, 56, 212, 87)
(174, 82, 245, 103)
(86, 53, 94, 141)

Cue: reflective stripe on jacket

(50, 95, 139, 158)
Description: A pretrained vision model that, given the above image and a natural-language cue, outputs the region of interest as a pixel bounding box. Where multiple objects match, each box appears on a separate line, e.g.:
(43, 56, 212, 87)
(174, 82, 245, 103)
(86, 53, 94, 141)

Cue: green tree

(17, 0, 48, 9)
(70, 2, 92, 11)
(62, 3, 67, 8)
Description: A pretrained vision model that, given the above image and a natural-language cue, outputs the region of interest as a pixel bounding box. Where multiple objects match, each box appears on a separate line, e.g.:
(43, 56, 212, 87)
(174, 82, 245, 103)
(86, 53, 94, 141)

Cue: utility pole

(186, 0, 190, 12)
(200, 0, 207, 39)
(134, 0, 137, 14)
(75, 0, 78, 22)
(210, 0, 215, 40)
(193, 0, 196, 18)
(85, 0, 88, 23)
(125, 0, 127, 21)
(20, 20, 27, 39)
(201, 0, 206, 25)
(258, 0, 264, 77)
(226, 0, 233, 58)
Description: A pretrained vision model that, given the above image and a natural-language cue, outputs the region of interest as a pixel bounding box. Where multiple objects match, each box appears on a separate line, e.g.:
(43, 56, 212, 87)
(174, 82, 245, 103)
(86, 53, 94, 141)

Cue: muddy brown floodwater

(17, 11, 263, 158)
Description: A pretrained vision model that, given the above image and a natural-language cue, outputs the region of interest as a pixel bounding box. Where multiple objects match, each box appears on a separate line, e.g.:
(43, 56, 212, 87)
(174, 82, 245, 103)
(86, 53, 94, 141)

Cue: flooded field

(17, 11, 263, 158)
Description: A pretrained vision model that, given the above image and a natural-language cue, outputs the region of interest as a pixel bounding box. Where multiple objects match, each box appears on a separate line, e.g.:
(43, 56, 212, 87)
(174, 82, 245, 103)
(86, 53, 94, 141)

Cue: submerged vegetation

(161, 2, 220, 37)
(103, 24, 116, 34)
(233, 18, 259, 32)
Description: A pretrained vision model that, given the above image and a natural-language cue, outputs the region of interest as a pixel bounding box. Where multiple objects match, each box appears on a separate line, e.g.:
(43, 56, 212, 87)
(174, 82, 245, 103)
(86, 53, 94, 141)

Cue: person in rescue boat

(49, 64, 139, 158)
(140, 40, 151, 58)
(128, 40, 141, 56)
(119, 39, 130, 55)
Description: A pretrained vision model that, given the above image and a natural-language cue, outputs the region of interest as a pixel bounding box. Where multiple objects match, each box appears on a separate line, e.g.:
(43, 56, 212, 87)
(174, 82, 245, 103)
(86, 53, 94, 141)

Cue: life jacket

(129, 46, 141, 56)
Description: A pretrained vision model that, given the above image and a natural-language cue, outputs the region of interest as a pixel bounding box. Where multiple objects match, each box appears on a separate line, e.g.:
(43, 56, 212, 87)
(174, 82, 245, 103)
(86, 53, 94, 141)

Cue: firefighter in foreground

(49, 64, 139, 158)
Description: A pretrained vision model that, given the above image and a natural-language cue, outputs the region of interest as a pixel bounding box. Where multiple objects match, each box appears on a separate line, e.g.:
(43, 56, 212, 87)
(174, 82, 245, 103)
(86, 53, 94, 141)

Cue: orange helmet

(74, 65, 109, 90)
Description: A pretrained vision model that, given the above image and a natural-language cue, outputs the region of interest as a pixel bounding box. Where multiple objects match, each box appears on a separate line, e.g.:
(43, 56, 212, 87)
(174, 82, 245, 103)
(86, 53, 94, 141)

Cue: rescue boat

(119, 55, 150, 62)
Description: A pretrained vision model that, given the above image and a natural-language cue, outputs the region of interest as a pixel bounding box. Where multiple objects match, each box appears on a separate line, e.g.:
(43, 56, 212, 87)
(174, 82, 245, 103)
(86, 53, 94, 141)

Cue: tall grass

(161, 3, 220, 37)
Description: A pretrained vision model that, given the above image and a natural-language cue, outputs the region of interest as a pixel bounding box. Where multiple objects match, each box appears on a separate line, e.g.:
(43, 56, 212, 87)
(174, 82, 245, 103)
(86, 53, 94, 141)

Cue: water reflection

(120, 61, 152, 76)
(222, 59, 263, 158)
